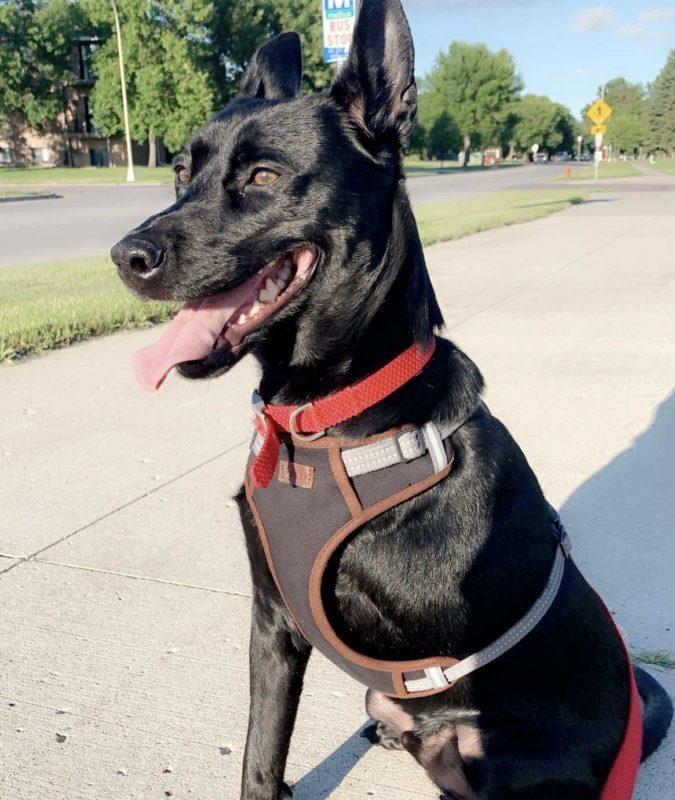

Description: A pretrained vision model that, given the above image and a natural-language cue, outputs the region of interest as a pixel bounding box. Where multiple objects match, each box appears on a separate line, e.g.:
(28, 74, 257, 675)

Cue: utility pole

(111, 0, 135, 182)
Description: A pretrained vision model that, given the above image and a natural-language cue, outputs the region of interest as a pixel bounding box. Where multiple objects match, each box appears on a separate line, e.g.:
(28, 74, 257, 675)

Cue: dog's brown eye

(251, 168, 280, 187)
(175, 166, 190, 184)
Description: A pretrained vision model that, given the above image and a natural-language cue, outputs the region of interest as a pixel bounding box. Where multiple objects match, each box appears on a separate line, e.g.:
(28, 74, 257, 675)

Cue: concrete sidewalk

(1, 189, 673, 799)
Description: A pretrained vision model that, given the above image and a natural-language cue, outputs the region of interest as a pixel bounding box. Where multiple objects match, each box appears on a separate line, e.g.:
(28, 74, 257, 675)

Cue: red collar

(250, 338, 437, 488)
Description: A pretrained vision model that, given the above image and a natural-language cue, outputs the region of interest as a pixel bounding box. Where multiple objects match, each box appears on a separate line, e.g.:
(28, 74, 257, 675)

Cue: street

(1, 163, 562, 267)
(1, 187, 673, 799)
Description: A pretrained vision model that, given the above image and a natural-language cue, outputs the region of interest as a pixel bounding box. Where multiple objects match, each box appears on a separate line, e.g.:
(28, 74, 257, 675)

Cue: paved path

(1, 190, 673, 799)
(0, 164, 560, 268)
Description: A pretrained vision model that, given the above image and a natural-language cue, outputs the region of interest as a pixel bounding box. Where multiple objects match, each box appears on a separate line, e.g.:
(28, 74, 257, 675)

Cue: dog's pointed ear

(331, 0, 417, 145)
(238, 32, 303, 101)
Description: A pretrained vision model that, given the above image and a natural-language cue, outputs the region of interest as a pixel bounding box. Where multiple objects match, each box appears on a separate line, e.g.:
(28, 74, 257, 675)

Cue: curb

(0, 192, 60, 204)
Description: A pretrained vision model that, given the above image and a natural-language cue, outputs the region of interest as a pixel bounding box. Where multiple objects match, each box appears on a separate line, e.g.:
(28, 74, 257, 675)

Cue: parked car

(580, 153, 593, 162)
(534, 152, 549, 163)
(551, 151, 571, 162)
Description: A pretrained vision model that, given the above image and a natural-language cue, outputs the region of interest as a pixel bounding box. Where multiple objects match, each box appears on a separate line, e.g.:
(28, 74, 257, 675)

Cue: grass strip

(0, 166, 174, 185)
(650, 158, 675, 177)
(0, 257, 179, 362)
(560, 162, 640, 181)
(0, 188, 587, 363)
(416, 188, 587, 247)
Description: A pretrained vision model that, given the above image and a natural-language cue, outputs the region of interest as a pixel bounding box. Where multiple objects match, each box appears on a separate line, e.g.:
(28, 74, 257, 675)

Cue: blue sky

(402, 1, 675, 118)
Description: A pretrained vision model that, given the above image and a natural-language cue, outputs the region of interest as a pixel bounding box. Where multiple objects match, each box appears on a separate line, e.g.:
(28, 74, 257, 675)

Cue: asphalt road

(1, 163, 556, 267)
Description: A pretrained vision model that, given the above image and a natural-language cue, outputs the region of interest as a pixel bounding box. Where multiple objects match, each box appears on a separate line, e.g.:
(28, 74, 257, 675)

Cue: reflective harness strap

(406, 533, 571, 694)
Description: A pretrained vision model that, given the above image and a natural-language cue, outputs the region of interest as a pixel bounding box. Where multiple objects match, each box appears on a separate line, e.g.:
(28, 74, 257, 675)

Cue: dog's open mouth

(133, 246, 317, 392)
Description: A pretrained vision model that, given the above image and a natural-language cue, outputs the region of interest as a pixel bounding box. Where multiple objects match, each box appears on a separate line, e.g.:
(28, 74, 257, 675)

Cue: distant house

(0, 37, 169, 168)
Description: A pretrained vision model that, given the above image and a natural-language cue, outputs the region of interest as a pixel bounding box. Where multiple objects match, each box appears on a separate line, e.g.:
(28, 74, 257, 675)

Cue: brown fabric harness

(245, 423, 465, 699)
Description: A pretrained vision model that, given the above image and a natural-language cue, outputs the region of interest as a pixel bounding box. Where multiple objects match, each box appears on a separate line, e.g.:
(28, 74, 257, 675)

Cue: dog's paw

(362, 721, 405, 751)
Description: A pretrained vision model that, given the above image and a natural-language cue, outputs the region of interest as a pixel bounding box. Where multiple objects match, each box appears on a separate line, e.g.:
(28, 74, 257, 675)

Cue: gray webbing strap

(404, 536, 571, 694)
(341, 410, 476, 478)
(249, 409, 478, 478)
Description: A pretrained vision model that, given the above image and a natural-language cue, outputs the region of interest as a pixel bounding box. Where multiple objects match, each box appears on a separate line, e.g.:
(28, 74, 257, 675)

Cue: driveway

(1, 188, 673, 799)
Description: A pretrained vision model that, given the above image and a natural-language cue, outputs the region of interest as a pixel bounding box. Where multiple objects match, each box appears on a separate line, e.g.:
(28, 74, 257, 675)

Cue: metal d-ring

(289, 403, 325, 442)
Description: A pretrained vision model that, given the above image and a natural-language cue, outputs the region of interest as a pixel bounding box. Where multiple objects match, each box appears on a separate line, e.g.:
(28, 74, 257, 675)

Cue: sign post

(321, 0, 358, 64)
(586, 98, 612, 183)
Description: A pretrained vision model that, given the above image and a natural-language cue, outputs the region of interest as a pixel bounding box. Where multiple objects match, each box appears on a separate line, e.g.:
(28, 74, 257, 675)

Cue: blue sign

(322, 0, 357, 63)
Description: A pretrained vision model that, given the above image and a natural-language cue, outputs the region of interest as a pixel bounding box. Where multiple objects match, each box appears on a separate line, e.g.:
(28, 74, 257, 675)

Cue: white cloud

(638, 9, 675, 23)
(571, 6, 616, 33)
(618, 23, 648, 38)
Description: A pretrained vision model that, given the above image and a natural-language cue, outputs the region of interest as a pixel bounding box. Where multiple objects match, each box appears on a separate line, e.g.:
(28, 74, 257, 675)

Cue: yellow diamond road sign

(587, 99, 613, 126)
(591, 124, 607, 135)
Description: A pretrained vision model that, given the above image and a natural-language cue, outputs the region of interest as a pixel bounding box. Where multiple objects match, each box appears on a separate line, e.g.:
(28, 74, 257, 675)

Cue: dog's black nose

(111, 236, 164, 278)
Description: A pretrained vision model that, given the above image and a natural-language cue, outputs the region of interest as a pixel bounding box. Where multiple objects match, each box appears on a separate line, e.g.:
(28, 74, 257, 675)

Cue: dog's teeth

(237, 313, 247, 325)
(275, 278, 286, 290)
(265, 278, 282, 299)
(258, 289, 274, 303)
(279, 265, 292, 280)
(250, 301, 263, 315)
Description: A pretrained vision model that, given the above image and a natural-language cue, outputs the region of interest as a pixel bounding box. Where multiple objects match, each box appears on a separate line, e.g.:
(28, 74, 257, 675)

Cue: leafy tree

(89, 0, 215, 166)
(210, 0, 332, 106)
(647, 49, 675, 157)
(424, 42, 522, 164)
(407, 120, 428, 159)
(0, 0, 92, 161)
(584, 78, 647, 155)
(513, 94, 577, 154)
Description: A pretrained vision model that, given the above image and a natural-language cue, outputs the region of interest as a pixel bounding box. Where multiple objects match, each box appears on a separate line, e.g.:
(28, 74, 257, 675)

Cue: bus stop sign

(322, 0, 357, 63)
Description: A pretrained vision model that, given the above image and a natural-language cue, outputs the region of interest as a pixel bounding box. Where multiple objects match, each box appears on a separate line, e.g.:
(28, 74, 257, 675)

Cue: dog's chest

(245, 432, 456, 698)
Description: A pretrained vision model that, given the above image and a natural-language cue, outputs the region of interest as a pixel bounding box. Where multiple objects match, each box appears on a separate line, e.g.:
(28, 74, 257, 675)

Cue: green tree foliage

(647, 49, 675, 156)
(584, 78, 647, 155)
(0, 0, 91, 146)
(211, 0, 332, 106)
(89, 0, 215, 163)
(513, 94, 577, 154)
(424, 42, 522, 163)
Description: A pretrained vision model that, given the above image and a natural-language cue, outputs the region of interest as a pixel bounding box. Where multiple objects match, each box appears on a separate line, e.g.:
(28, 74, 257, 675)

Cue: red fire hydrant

(564, 165, 571, 178)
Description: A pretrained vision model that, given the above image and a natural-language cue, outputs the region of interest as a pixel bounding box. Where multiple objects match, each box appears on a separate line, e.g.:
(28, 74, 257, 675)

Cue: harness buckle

(289, 403, 325, 443)
(393, 429, 422, 464)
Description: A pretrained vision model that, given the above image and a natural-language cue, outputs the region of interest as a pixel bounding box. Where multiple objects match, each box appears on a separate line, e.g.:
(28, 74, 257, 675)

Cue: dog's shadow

(291, 722, 375, 800)
(291, 392, 674, 798)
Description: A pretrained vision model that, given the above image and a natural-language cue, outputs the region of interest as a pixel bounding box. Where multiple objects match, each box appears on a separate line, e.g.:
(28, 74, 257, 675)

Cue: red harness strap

(599, 595, 643, 800)
(250, 338, 436, 488)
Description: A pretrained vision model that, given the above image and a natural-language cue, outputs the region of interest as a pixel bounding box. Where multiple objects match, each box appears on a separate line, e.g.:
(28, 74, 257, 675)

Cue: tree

(584, 78, 647, 156)
(647, 49, 675, 157)
(424, 42, 522, 164)
(0, 0, 92, 161)
(210, 0, 332, 107)
(89, 0, 215, 166)
(512, 94, 577, 155)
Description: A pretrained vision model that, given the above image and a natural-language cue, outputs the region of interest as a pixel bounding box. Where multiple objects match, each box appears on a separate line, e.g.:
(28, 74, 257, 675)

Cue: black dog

(112, 1, 672, 797)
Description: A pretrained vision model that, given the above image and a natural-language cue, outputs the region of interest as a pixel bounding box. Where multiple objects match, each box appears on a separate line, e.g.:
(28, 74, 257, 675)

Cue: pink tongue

(132, 272, 260, 392)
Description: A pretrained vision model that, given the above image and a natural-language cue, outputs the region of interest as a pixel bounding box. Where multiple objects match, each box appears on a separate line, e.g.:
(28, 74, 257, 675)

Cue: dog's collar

(249, 338, 437, 488)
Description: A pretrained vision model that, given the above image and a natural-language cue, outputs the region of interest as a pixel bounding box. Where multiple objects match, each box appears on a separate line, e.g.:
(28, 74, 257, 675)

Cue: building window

(31, 148, 50, 165)
(0, 147, 12, 164)
(90, 148, 109, 168)
(77, 39, 99, 81)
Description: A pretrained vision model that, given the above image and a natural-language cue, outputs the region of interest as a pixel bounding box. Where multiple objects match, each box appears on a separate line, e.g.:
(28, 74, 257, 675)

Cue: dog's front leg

(240, 589, 311, 800)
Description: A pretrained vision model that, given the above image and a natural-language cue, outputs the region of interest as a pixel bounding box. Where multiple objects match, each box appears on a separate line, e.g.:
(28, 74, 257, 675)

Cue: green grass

(415, 188, 587, 247)
(651, 158, 675, 177)
(0, 188, 587, 363)
(403, 156, 524, 177)
(0, 165, 174, 186)
(0, 257, 179, 362)
(561, 161, 640, 181)
(633, 650, 675, 670)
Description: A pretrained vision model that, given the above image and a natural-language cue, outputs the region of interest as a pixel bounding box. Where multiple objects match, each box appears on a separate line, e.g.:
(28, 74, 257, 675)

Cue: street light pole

(111, 0, 135, 183)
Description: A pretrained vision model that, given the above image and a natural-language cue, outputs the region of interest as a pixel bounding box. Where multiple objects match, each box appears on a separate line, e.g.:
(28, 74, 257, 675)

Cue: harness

(244, 338, 641, 794)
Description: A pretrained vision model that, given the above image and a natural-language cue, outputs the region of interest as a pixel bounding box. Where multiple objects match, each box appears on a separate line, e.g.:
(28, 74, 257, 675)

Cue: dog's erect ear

(331, 0, 417, 145)
(238, 32, 303, 100)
